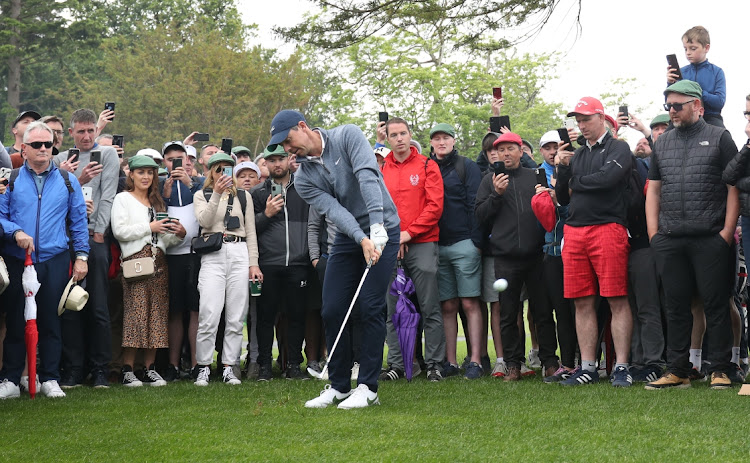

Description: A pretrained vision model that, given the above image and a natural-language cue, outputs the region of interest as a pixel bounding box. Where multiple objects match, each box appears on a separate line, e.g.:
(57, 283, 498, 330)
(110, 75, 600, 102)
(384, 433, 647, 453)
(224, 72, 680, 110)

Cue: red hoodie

(381, 146, 443, 243)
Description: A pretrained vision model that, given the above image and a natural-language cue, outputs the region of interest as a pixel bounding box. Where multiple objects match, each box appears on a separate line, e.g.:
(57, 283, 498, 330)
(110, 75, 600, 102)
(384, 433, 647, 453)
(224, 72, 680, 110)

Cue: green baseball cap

(429, 123, 456, 139)
(650, 114, 670, 128)
(664, 80, 703, 99)
(128, 155, 159, 170)
(262, 144, 288, 159)
(232, 145, 252, 156)
(206, 152, 236, 169)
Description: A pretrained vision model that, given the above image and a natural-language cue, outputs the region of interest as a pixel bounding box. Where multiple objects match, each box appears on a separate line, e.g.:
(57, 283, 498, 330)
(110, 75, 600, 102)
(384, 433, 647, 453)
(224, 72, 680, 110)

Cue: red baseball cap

(604, 114, 619, 132)
(566, 97, 604, 117)
(493, 132, 523, 147)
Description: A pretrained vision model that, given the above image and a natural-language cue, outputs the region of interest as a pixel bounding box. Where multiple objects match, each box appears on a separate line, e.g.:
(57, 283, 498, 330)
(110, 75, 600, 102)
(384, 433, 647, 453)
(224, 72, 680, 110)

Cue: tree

(276, 0, 581, 51)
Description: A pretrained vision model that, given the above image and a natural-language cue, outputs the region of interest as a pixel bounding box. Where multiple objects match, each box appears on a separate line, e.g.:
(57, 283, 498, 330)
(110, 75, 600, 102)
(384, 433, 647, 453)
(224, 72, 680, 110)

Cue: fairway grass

(2, 372, 749, 462)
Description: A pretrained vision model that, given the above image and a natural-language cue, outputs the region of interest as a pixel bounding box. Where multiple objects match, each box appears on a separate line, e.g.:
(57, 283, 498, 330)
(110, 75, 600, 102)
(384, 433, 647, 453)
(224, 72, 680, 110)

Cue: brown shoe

(710, 372, 732, 389)
(544, 365, 559, 378)
(644, 372, 690, 390)
(504, 366, 521, 382)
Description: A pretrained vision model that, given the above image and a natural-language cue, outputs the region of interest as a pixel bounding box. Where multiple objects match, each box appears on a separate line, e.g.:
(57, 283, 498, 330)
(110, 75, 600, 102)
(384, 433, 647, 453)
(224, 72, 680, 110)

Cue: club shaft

(320, 264, 371, 378)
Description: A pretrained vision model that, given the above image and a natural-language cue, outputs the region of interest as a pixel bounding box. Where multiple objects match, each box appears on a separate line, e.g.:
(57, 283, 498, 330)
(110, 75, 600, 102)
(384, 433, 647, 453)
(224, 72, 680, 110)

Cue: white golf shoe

(337, 384, 380, 409)
(40, 380, 66, 398)
(20, 375, 41, 393)
(0, 379, 20, 399)
(305, 384, 351, 408)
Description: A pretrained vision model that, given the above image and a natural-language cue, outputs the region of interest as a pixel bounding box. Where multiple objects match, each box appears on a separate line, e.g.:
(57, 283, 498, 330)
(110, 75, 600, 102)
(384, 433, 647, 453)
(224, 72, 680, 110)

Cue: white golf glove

(370, 223, 388, 253)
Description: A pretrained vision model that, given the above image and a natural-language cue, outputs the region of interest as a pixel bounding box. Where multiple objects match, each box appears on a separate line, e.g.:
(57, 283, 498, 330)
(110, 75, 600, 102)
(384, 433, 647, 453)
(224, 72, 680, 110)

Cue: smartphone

(563, 118, 576, 130)
(68, 148, 80, 161)
(557, 128, 572, 147)
(492, 87, 502, 99)
(81, 186, 93, 201)
(536, 169, 548, 188)
(172, 158, 182, 170)
(492, 162, 506, 176)
(378, 112, 389, 123)
(0, 167, 11, 181)
(112, 134, 124, 147)
(222, 166, 233, 178)
(489, 117, 502, 133)
(221, 138, 233, 154)
(498, 116, 511, 132)
(194, 132, 209, 141)
(90, 150, 101, 165)
(104, 102, 115, 120)
(618, 105, 629, 120)
(271, 182, 283, 198)
(666, 54, 683, 80)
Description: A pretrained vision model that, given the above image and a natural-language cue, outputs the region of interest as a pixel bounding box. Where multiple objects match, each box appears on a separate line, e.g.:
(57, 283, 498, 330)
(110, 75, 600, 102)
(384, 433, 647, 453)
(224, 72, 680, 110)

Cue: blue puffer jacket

(679, 59, 725, 116)
(0, 163, 89, 263)
(430, 150, 482, 248)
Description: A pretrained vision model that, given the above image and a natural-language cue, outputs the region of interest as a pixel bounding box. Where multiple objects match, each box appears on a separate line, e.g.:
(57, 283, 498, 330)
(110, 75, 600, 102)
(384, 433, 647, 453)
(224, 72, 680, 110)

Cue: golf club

(308, 259, 374, 380)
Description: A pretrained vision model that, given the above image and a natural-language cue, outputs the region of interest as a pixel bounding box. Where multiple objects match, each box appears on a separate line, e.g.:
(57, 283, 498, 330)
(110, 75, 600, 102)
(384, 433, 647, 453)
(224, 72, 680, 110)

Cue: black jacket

(250, 174, 310, 267)
(649, 118, 736, 236)
(556, 132, 632, 227)
(475, 166, 544, 258)
(431, 150, 483, 247)
(722, 144, 750, 217)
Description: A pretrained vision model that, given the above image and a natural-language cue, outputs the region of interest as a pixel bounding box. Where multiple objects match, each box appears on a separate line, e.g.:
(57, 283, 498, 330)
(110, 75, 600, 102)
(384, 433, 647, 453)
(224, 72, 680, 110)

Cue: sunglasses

(663, 99, 695, 112)
(27, 141, 54, 149)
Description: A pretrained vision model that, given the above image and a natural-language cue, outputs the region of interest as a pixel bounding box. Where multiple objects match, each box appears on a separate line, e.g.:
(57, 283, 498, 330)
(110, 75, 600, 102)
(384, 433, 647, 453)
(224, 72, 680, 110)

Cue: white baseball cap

(185, 145, 197, 159)
(539, 130, 561, 148)
(135, 148, 162, 160)
(234, 161, 261, 178)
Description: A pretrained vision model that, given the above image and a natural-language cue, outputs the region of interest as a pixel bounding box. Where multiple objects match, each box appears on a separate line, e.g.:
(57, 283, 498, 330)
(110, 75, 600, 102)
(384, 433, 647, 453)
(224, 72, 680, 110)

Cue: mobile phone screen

(489, 117, 502, 134)
(68, 149, 80, 161)
(194, 133, 209, 141)
(223, 166, 233, 178)
(112, 135, 124, 147)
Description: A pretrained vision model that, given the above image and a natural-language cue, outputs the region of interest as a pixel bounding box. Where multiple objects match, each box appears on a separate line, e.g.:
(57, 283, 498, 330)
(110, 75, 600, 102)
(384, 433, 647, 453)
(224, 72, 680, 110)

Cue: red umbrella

(22, 253, 40, 399)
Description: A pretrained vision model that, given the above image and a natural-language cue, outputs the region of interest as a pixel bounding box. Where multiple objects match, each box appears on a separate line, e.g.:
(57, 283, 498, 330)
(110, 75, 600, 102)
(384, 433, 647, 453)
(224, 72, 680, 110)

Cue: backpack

(8, 167, 74, 194)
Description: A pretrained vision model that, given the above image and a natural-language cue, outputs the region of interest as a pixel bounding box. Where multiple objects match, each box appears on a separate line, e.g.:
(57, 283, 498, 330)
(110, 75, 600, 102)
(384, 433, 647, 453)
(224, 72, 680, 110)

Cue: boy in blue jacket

(667, 25, 726, 128)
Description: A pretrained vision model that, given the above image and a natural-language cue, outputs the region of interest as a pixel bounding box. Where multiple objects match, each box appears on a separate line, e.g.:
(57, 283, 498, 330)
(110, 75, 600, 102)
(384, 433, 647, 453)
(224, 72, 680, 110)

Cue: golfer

(267, 110, 399, 409)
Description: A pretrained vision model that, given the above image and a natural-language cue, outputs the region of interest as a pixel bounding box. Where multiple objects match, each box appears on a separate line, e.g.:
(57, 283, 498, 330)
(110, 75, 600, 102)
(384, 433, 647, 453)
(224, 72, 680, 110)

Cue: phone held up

(90, 150, 102, 165)
(68, 148, 80, 161)
(112, 134, 124, 147)
(223, 166, 233, 178)
(378, 112, 389, 123)
(557, 128, 572, 148)
(535, 168, 548, 188)
(492, 87, 502, 100)
(172, 158, 182, 170)
(221, 138, 233, 154)
(104, 102, 115, 120)
(194, 133, 210, 142)
(619, 105, 629, 121)
(492, 161, 506, 176)
(666, 54, 683, 80)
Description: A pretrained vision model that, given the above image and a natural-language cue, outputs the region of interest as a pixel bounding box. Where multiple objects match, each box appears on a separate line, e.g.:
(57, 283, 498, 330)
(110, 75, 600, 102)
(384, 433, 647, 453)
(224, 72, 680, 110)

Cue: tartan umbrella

(389, 266, 420, 381)
(22, 253, 40, 399)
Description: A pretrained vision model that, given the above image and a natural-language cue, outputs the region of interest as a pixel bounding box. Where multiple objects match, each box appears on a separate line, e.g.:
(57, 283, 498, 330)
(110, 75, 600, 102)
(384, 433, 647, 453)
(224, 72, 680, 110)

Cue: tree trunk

(7, 0, 22, 111)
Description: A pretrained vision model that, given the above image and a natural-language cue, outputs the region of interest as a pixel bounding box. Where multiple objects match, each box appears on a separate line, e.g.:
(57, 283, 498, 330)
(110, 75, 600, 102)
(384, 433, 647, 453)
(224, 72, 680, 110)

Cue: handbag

(192, 232, 223, 255)
(122, 207, 159, 281)
(0, 256, 9, 295)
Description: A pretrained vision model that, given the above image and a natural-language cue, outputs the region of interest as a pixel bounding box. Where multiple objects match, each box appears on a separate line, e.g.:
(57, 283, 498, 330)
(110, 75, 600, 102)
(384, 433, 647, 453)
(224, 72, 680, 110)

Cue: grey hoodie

(294, 125, 399, 244)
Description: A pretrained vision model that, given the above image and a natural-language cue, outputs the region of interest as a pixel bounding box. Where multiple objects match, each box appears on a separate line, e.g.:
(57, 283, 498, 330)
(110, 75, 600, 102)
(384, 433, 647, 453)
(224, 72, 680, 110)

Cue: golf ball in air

(493, 278, 508, 292)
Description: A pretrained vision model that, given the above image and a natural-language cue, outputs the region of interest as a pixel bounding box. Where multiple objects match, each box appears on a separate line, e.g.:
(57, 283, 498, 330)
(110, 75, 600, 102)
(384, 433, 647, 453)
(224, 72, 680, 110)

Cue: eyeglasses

(52, 130, 64, 135)
(27, 141, 54, 149)
(663, 99, 695, 112)
(744, 111, 750, 121)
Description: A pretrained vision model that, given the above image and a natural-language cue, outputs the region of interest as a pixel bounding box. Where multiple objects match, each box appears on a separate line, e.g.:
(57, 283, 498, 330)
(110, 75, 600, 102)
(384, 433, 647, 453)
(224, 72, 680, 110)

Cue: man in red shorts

(554, 96, 634, 387)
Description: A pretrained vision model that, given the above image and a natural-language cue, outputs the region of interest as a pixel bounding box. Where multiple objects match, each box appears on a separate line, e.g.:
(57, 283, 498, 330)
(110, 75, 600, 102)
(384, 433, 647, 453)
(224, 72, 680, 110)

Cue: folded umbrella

(22, 253, 41, 399)
(389, 265, 420, 381)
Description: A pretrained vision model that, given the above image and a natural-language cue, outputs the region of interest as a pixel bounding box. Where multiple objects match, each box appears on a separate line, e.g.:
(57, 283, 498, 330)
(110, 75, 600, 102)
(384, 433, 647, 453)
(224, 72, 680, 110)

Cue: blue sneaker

(631, 365, 662, 383)
(560, 367, 599, 386)
(464, 362, 483, 380)
(610, 366, 633, 387)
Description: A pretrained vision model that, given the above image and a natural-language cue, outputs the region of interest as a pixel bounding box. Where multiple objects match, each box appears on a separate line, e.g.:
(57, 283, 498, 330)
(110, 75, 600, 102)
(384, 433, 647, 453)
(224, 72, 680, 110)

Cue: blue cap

(268, 110, 306, 147)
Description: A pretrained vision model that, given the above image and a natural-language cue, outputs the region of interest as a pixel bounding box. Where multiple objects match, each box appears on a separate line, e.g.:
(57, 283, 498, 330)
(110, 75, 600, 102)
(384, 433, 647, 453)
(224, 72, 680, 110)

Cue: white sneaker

(350, 362, 360, 381)
(40, 380, 66, 398)
(337, 384, 379, 409)
(0, 379, 21, 399)
(491, 360, 508, 378)
(222, 366, 241, 385)
(143, 369, 167, 387)
(194, 366, 210, 387)
(520, 363, 536, 377)
(122, 370, 143, 387)
(528, 349, 541, 369)
(20, 375, 41, 393)
(304, 384, 351, 409)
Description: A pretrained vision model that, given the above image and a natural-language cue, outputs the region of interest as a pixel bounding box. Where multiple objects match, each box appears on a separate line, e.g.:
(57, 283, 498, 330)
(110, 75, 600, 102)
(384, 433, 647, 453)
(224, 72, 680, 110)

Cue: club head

(307, 366, 329, 380)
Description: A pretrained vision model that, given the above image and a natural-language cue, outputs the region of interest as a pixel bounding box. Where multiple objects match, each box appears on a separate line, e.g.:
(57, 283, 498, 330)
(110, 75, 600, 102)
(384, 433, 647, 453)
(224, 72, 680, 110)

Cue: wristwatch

(76, 256, 88, 262)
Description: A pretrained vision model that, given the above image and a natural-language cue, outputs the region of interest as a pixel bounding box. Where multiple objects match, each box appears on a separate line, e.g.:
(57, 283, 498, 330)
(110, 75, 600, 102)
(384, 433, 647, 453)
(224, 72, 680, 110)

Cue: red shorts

(562, 223, 629, 299)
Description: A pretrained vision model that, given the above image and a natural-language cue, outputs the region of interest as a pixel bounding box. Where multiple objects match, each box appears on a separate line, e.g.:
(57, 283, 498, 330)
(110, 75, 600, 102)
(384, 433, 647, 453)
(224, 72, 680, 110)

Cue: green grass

(3, 368, 750, 462)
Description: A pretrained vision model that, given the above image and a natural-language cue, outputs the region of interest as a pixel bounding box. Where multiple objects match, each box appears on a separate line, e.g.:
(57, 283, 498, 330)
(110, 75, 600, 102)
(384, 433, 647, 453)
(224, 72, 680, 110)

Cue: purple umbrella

(389, 267, 420, 381)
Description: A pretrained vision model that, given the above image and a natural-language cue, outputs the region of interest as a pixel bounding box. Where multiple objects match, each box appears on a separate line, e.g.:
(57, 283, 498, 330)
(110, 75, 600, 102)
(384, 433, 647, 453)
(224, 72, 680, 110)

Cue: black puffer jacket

(722, 144, 750, 216)
(649, 118, 737, 236)
(475, 166, 544, 258)
(251, 174, 310, 267)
